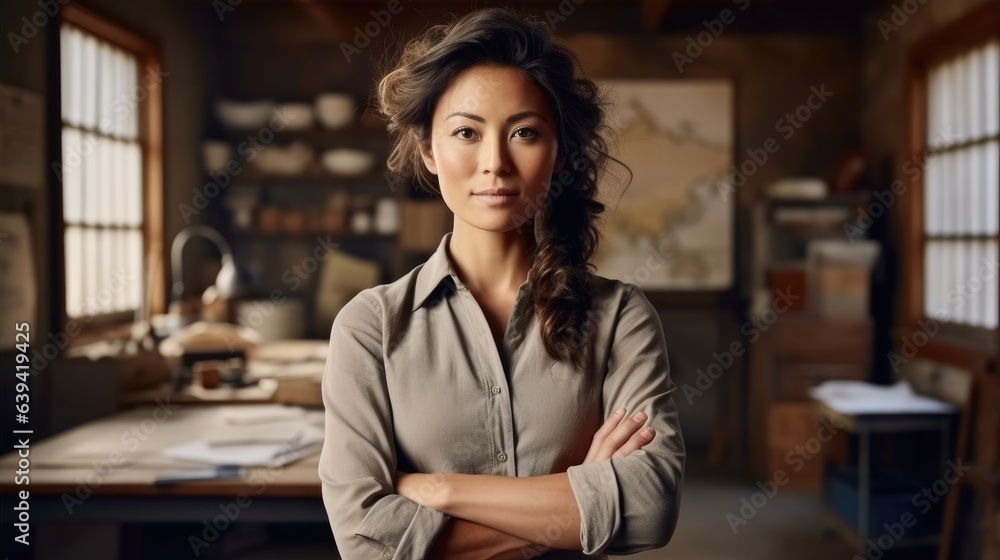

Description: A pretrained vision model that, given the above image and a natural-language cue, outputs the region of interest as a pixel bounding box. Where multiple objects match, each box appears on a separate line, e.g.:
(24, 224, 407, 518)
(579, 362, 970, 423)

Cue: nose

(482, 135, 511, 177)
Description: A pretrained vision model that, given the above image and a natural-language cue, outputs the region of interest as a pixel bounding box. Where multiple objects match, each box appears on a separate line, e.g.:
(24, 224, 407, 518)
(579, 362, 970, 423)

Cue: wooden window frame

(57, 3, 164, 345)
(902, 2, 1000, 375)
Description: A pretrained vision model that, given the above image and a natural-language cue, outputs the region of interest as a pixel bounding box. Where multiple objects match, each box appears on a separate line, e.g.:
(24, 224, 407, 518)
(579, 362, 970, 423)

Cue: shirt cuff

(566, 460, 622, 555)
(354, 495, 451, 560)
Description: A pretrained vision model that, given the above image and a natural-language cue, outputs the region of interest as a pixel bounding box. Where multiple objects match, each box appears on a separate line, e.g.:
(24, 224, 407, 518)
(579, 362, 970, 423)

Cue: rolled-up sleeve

(319, 291, 452, 559)
(565, 283, 686, 555)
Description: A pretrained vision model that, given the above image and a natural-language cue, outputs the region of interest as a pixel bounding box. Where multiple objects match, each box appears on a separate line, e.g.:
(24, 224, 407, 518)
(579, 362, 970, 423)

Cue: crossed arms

(393, 406, 659, 558)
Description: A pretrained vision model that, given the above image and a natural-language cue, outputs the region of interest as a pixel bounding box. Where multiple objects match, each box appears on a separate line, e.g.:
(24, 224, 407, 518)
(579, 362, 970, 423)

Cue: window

(906, 2, 1000, 366)
(922, 40, 1000, 329)
(58, 5, 163, 332)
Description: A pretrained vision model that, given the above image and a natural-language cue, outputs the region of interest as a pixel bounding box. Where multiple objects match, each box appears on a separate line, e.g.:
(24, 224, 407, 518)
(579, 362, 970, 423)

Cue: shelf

(233, 230, 398, 242)
(221, 124, 390, 146)
(224, 163, 391, 186)
(762, 191, 871, 209)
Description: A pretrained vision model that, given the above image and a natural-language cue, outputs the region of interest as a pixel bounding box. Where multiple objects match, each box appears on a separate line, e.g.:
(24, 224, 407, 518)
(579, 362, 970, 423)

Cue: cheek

(433, 143, 474, 179)
(515, 147, 558, 184)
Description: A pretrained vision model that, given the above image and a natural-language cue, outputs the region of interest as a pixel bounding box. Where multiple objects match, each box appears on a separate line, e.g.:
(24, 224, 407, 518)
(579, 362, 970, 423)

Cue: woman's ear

(418, 139, 438, 175)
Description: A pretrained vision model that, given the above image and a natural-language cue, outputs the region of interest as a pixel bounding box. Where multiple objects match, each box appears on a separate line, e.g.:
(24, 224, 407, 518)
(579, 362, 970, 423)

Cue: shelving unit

(747, 190, 878, 489)
(202, 107, 452, 337)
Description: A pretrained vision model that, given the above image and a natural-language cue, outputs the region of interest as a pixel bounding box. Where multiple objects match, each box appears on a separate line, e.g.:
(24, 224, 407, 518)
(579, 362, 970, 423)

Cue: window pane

(125, 142, 143, 226)
(62, 128, 82, 224)
(96, 135, 111, 225)
(969, 45, 983, 141)
(63, 25, 83, 127)
(92, 228, 114, 313)
(955, 147, 969, 234)
(97, 41, 112, 135)
(985, 238, 999, 328)
(925, 239, 999, 328)
(957, 53, 971, 144)
(81, 131, 98, 225)
(80, 32, 98, 130)
(946, 58, 960, 145)
(985, 139, 999, 235)
(65, 226, 83, 318)
(113, 230, 126, 311)
(121, 51, 139, 139)
(60, 25, 74, 126)
(984, 39, 999, 138)
(112, 49, 124, 138)
(127, 228, 143, 311)
(941, 150, 956, 234)
(82, 226, 98, 316)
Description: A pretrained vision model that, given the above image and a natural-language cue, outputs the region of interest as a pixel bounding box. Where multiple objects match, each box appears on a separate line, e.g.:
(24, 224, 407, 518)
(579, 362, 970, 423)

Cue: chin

(461, 211, 535, 233)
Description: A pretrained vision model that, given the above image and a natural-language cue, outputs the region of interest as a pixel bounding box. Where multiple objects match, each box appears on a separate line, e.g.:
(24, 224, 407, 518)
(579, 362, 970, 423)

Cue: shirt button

(497, 452, 507, 462)
(491, 386, 501, 394)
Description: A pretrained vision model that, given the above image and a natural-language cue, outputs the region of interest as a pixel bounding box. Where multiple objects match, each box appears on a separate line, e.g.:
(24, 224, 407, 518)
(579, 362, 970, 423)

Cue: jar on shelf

(373, 197, 399, 234)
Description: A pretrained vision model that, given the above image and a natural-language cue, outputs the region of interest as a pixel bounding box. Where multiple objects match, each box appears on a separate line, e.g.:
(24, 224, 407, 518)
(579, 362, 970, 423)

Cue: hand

(583, 408, 654, 464)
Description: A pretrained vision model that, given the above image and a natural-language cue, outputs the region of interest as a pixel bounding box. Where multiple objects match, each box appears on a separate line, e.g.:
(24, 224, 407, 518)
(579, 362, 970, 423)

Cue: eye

(513, 127, 538, 139)
(452, 127, 477, 140)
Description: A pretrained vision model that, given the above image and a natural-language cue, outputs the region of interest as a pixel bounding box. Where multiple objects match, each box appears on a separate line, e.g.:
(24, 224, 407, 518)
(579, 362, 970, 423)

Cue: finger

(610, 426, 656, 459)
(598, 411, 648, 459)
(585, 408, 626, 463)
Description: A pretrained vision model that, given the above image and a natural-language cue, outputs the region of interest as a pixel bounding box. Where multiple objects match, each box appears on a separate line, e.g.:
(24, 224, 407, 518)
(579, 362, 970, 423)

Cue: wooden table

(0, 404, 326, 524)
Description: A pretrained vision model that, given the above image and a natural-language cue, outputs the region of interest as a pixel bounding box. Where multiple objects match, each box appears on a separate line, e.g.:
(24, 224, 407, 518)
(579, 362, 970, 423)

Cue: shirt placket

(454, 281, 525, 477)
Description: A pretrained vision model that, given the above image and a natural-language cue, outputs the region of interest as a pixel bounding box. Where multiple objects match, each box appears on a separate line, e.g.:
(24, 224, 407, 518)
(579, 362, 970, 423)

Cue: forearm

(441, 472, 582, 551)
(429, 517, 546, 560)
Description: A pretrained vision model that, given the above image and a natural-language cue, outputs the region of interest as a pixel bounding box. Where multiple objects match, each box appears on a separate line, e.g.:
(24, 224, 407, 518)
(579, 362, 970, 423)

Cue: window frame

(57, 4, 164, 344)
(903, 2, 1000, 374)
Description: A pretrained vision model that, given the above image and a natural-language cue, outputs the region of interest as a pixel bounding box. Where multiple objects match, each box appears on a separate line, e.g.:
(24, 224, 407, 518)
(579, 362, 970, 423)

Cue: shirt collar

(411, 231, 536, 312)
(412, 231, 460, 311)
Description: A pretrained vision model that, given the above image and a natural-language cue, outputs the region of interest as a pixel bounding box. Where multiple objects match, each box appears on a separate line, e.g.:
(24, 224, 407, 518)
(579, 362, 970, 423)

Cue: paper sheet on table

(220, 404, 308, 425)
(810, 380, 956, 415)
(163, 424, 324, 466)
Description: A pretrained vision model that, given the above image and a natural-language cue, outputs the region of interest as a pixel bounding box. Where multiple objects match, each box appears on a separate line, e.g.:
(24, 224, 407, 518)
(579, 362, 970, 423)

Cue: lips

(473, 188, 518, 196)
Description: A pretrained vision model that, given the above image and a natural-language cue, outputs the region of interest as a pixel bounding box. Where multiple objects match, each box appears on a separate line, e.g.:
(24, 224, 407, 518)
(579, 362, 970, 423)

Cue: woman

(319, 8, 685, 560)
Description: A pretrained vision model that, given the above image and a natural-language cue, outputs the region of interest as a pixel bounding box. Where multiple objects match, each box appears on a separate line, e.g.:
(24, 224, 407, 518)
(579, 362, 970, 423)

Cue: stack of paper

(162, 406, 324, 466)
(810, 380, 957, 415)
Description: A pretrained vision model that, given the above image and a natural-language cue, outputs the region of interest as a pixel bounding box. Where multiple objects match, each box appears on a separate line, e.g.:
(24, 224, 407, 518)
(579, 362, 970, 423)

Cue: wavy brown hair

(375, 8, 626, 372)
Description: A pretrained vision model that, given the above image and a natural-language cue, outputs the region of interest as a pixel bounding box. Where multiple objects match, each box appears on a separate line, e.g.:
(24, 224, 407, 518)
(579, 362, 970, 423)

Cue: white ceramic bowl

(253, 142, 314, 176)
(320, 148, 377, 176)
(215, 99, 275, 129)
(202, 140, 232, 173)
(315, 93, 355, 129)
(274, 102, 314, 130)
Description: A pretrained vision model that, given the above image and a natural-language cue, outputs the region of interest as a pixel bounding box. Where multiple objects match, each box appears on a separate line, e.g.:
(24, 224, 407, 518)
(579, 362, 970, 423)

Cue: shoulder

(589, 275, 662, 335)
(590, 275, 651, 315)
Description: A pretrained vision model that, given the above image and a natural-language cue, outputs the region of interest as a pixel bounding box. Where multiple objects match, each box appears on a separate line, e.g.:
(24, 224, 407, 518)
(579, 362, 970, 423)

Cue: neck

(447, 218, 536, 298)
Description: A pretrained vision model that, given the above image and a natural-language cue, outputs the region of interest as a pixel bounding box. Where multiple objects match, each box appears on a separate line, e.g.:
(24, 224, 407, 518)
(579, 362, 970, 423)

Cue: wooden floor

(615, 450, 937, 560)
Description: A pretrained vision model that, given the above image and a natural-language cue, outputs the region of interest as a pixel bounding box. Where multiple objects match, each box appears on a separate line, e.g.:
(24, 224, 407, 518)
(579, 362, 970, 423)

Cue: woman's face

(419, 65, 560, 233)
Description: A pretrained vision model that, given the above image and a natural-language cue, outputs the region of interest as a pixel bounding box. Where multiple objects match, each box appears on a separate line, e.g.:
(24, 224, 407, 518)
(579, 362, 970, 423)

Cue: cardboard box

(806, 240, 880, 318)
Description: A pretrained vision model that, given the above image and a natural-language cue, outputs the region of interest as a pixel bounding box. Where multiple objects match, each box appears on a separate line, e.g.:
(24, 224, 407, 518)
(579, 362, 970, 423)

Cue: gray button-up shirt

(319, 232, 685, 559)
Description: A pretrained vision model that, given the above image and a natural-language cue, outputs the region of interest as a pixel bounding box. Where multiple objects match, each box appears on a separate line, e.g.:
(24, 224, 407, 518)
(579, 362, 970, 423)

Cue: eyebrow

(445, 111, 547, 124)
